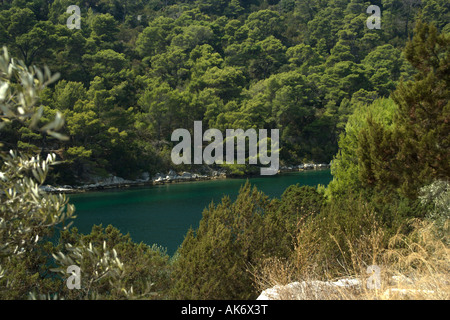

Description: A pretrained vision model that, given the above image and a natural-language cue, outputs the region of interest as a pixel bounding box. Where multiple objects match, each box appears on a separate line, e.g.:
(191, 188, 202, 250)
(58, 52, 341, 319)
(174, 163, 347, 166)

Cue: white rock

(180, 172, 193, 179)
(257, 279, 361, 300)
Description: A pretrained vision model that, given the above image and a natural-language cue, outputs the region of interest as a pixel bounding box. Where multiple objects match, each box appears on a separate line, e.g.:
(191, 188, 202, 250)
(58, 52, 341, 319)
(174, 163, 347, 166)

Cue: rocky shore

(278, 163, 331, 172)
(40, 163, 331, 194)
(40, 169, 227, 194)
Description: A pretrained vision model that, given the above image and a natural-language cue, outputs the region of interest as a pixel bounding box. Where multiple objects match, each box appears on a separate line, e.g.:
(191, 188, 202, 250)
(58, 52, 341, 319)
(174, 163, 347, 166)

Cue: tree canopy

(2, 0, 446, 182)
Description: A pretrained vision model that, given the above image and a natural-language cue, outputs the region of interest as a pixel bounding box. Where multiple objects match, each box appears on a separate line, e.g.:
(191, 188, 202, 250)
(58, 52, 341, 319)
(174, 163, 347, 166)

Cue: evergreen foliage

(2, 0, 445, 181)
(1, 1, 448, 301)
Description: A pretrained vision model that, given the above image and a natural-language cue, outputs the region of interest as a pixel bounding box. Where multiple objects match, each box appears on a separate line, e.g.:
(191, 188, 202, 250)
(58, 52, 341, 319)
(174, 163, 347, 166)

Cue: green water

(69, 170, 332, 255)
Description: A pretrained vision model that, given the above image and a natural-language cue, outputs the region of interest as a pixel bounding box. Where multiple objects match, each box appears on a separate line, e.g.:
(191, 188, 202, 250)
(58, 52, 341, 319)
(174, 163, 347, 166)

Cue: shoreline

(41, 164, 331, 194)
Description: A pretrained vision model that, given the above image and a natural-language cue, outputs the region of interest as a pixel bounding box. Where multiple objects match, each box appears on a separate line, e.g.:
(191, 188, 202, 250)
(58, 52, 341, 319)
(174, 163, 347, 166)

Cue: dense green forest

(1, 0, 447, 183)
(0, 0, 448, 300)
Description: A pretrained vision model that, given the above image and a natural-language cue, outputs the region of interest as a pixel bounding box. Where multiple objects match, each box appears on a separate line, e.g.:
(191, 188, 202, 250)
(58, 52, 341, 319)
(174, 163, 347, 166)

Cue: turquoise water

(68, 170, 332, 255)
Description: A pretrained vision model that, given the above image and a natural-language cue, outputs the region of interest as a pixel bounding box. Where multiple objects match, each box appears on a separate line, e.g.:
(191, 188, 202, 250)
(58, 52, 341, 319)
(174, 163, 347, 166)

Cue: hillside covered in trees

(1, 0, 447, 183)
(0, 0, 448, 301)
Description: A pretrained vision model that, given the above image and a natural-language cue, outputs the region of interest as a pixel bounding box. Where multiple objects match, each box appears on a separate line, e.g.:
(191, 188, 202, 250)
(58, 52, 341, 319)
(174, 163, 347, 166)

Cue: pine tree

(391, 20, 450, 198)
(357, 21, 449, 198)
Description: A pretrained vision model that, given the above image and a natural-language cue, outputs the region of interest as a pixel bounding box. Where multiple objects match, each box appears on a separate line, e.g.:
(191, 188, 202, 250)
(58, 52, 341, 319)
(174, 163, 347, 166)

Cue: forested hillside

(1, 0, 447, 183)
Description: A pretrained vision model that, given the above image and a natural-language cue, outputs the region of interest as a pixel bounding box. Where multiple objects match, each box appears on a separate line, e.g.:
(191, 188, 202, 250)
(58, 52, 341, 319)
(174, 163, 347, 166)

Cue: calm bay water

(68, 170, 332, 255)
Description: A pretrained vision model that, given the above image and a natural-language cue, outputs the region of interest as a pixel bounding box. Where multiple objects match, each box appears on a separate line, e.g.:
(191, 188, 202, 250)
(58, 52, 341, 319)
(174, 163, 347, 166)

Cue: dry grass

(380, 219, 450, 299)
(254, 218, 449, 300)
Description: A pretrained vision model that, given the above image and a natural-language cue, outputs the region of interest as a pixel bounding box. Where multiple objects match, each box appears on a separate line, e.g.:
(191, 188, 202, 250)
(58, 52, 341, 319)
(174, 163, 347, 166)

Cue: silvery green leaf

(48, 131, 69, 141)
(0, 104, 15, 117)
(2, 46, 9, 61)
(35, 68, 43, 83)
(30, 106, 43, 128)
(44, 66, 51, 81)
(53, 111, 65, 130)
(48, 72, 60, 85)
(40, 120, 55, 132)
(0, 82, 8, 100)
